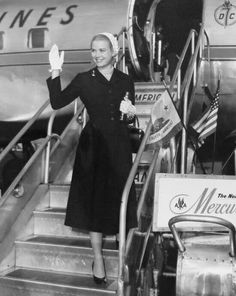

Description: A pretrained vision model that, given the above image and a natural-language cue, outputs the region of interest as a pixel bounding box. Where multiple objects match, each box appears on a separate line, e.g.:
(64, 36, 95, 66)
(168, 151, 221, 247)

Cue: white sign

(153, 173, 236, 231)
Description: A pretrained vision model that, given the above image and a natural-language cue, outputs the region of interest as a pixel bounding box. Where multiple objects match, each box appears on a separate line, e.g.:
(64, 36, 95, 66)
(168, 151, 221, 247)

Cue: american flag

(191, 81, 220, 146)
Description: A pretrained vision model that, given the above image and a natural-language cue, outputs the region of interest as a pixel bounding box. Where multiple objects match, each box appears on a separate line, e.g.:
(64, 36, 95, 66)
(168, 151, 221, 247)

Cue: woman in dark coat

(46, 33, 137, 284)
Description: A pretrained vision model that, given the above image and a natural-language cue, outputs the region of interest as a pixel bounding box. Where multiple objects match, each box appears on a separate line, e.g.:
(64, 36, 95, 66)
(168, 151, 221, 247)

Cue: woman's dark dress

(47, 67, 137, 235)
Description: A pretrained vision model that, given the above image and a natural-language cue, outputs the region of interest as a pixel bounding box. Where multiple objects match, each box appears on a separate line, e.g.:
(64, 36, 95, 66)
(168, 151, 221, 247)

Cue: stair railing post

(118, 122, 152, 296)
(181, 85, 189, 174)
(122, 30, 126, 73)
(116, 27, 127, 74)
(44, 100, 80, 184)
(191, 30, 197, 86)
(44, 111, 57, 184)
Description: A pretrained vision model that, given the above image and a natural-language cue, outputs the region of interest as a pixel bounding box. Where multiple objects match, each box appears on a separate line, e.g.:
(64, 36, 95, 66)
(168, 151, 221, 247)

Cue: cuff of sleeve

(48, 68, 62, 73)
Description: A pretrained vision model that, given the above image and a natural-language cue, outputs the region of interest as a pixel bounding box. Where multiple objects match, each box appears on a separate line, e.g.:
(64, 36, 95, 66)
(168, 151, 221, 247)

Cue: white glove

(120, 98, 136, 117)
(49, 44, 64, 72)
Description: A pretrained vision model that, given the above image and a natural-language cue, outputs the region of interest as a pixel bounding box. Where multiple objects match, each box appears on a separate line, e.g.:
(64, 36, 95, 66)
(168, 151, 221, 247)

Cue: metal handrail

(181, 27, 207, 100)
(118, 28, 198, 276)
(169, 215, 236, 257)
(0, 100, 84, 206)
(170, 29, 197, 96)
(181, 26, 205, 173)
(116, 27, 127, 73)
(0, 100, 50, 163)
(0, 135, 52, 207)
(165, 29, 199, 175)
(44, 101, 84, 183)
(137, 147, 159, 221)
(0, 86, 81, 201)
(117, 24, 206, 296)
(117, 121, 152, 295)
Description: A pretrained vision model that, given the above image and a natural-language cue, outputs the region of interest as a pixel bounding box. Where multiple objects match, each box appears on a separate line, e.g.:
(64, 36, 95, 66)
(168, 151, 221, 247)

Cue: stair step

(48, 173, 146, 210)
(0, 268, 116, 296)
(49, 185, 70, 209)
(34, 207, 79, 237)
(15, 235, 118, 277)
(33, 208, 119, 243)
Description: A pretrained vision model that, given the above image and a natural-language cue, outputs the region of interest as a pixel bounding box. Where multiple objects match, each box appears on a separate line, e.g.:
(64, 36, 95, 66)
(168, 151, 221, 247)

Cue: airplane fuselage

(1, 0, 236, 166)
(0, 0, 129, 122)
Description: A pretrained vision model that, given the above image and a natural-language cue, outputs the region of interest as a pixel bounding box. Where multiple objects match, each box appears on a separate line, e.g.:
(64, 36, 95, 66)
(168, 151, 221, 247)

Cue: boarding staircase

(0, 79, 177, 295)
(0, 73, 159, 295)
(0, 25, 204, 296)
(0, 96, 154, 295)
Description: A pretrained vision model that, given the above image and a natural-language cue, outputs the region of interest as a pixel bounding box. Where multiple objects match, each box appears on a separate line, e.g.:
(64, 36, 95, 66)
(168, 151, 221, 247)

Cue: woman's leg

(89, 231, 106, 278)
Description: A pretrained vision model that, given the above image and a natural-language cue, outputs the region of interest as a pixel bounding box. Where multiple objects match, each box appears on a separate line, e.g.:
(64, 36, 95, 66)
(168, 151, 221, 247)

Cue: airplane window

(0, 32, 4, 50)
(27, 28, 49, 48)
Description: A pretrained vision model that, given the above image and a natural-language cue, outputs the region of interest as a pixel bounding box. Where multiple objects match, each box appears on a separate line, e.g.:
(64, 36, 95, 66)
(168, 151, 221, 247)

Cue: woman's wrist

(51, 69, 60, 79)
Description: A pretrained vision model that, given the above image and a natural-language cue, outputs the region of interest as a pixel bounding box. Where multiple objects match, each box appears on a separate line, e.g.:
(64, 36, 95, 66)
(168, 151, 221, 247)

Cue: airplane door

(127, 0, 161, 81)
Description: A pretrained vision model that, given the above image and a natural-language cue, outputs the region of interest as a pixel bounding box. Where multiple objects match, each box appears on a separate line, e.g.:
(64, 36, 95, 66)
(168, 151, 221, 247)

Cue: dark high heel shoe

(92, 261, 107, 284)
